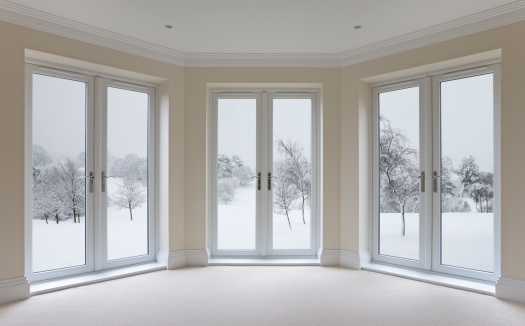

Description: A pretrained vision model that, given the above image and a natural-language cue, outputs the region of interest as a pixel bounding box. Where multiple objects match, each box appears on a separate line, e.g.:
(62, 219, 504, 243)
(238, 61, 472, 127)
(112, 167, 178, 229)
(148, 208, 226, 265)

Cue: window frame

(208, 88, 320, 258)
(370, 62, 501, 282)
(24, 62, 158, 282)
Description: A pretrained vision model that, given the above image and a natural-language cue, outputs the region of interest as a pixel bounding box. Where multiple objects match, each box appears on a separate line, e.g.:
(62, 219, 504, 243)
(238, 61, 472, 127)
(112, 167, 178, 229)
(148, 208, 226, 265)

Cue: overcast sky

(32, 74, 149, 165)
(217, 98, 311, 171)
(379, 73, 494, 172)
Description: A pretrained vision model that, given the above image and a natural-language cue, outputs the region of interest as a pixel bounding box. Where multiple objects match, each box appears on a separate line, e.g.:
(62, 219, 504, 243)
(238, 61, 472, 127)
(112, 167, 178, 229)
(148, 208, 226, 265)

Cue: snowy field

(33, 204, 148, 273)
(218, 185, 311, 250)
(380, 212, 494, 272)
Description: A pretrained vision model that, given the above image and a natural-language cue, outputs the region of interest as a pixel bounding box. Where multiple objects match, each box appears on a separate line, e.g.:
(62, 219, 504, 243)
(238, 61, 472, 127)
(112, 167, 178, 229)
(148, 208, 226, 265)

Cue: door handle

(268, 172, 277, 191)
(251, 173, 261, 190)
(433, 171, 441, 193)
(79, 172, 94, 193)
(101, 171, 116, 192)
(418, 171, 425, 192)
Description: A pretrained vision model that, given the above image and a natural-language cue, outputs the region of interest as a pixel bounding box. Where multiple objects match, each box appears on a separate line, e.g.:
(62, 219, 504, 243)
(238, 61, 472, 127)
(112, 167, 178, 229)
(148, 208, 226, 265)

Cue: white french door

(26, 64, 156, 282)
(210, 90, 318, 257)
(372, 63, 500, 282)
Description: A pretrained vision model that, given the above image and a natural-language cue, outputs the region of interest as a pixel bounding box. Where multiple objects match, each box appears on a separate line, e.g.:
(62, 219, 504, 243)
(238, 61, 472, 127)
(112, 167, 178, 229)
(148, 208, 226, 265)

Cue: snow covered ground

(380, 212, 494, 272)
(33, 204, 148, 273)
(217, 185, 311, 250)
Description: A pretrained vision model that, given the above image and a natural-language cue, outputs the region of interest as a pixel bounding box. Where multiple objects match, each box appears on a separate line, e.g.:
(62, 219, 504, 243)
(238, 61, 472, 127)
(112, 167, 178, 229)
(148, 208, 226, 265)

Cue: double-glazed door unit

(25, 63, 156, 282)
(210, 90, 319, 257)
(372, 63, 500, 282)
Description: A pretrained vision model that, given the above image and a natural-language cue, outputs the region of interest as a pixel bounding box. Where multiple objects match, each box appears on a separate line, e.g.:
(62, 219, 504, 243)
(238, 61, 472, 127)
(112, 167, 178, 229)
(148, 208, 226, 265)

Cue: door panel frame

(431, 64, 501, 282)
(209, 89, 319, 257)
(371, 78, 431, 270)
(98, 78, 157, 270)
(25, 64, 96, 282)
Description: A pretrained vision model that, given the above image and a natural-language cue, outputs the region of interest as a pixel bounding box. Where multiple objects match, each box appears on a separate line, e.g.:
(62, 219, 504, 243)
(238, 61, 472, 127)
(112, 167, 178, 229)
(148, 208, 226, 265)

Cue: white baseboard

(167, 249, 210, 269)
(156, 250, 169, 267)
(319, 249, 341, 266)
(0, 277, 30, 304)
(496, 277, 525, 304)
(318, 249, 371, 269)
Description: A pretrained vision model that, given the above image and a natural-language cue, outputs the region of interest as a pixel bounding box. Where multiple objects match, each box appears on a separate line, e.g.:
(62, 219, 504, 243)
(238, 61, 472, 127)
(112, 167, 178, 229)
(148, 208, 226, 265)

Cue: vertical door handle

(433, 172, 441, 193)
(79, 172, 94, 193)
(268, 172, 277, 191)
(101, 171, 115, 192)
(419, 171, 425, 192)
(251, 173, 261, 190)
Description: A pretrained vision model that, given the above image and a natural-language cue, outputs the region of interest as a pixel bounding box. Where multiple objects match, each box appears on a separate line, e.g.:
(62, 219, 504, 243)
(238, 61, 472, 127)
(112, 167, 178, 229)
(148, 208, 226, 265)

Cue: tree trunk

(73, 208, 77, 223)
(44, 213, 48, 224)
(129, 203, 133, 221)
(55, 213, 59, 224)
(285, 211, 292, 231)
(402, 205, 406, 237)
(301, 194, 306, 224)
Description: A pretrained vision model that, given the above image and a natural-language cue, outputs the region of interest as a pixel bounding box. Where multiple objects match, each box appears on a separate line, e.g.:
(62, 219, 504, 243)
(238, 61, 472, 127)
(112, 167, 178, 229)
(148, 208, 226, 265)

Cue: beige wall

(184, 68, 341, 250)
(0, 20, 185, 281)
(1, 16, 525, 284)
(340, 20, 525, 280)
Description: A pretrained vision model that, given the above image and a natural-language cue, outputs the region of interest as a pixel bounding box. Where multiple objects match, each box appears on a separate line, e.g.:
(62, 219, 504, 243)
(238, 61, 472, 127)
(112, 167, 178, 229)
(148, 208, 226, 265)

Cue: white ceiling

(4, 0, 519, 54)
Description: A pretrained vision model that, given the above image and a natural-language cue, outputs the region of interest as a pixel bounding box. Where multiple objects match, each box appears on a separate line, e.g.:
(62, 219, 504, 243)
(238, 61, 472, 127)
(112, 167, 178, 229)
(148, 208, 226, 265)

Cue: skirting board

(496, 277, 525, 304)
(167, 250, 210, 269)
(0, 277, 30, 304)
(319, 249, 371, 269)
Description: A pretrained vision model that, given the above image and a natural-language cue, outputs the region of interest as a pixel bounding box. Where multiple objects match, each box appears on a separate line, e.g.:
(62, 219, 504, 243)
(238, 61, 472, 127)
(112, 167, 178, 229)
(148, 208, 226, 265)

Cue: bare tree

(379, 116, 420, 236)
(273, 161, 298, 231)
(111, 176, 146, 220)
(275, 139, 311, 224)
(47, 159, 86, 223)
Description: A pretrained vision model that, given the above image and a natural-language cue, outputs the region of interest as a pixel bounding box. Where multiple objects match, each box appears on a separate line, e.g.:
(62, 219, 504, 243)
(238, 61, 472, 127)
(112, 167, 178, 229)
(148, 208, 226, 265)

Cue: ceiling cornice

(339, 0, 525, 66)
(0, 0, 524, 68)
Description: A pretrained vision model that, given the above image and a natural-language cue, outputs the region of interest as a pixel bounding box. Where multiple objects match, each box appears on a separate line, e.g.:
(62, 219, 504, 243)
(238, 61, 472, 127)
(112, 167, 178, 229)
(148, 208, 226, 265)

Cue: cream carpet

(1, 267, 525, 325)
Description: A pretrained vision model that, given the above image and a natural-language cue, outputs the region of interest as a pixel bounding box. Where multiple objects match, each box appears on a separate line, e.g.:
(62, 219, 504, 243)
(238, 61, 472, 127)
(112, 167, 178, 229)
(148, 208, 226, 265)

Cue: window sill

(30, 261, 166, 296)
(362, 262, 495, 295)
(209, 257, 320, 266)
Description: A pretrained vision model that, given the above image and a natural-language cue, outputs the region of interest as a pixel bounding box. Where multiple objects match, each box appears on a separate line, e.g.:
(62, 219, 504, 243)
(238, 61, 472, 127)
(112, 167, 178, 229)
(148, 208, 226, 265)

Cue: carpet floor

(1, 266, 525, 325)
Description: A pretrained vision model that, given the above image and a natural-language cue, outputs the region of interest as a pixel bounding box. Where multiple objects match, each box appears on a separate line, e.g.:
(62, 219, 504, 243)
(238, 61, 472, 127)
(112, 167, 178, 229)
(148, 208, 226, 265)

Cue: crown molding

(338, 0, 525, 66)
(185, 53, 340, 68)
(0, 0, 186, 66)
(0, 0, 524, 68)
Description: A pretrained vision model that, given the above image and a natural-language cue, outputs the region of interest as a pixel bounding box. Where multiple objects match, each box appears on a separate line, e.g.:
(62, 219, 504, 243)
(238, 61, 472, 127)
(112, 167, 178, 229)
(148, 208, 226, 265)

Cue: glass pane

(107, 87, 149, 260)
(217, 99, 257, 250)
(440, 73, 494, 272)
(32, 74, 87, 272)
(272, 99, 312, 250)
(378, 87, 420, 260)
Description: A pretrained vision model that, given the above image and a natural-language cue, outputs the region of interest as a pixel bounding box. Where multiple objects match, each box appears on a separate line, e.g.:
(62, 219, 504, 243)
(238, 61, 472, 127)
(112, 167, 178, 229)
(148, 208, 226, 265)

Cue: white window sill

(362, 262, 495, 295)
(30, 261, 166, 295)
(209, 258, 320, 266)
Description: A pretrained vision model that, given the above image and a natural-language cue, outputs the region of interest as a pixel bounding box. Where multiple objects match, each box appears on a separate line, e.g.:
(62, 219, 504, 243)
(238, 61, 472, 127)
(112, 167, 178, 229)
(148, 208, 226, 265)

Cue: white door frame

(209, 89, 320, 257)
(25, 64, 96, 282)
(25, 63, 158, 282)
(97, 78, 157, 270)
(370, 63, 501, 282)
(431, 63, 501, 282)
(371, 78, 432, 270)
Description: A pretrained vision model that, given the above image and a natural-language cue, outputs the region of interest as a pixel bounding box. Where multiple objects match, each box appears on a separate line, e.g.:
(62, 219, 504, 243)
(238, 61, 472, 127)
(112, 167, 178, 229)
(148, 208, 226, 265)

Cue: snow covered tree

(457, 155, 493, 213)
(273, 161, 298, 231)
(217, 178, 235, 204)
(110, 175, 146, 220)
(218, 155, 234, 179)
(110, 154, 147, 186)
(47, 159, 86, 223)
(233, 165, 253, 186)
(275, 139, 311, 224)
(379, 116, 420, 236)
(32, 144, 52, 181)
